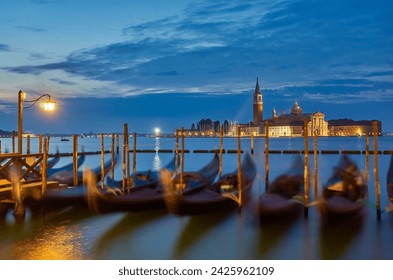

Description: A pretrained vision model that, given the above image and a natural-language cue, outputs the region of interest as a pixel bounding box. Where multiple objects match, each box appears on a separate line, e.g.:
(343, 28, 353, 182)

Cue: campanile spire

(253, 77, 263, 123)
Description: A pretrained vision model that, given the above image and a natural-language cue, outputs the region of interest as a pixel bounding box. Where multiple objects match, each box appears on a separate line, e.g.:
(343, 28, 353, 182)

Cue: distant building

(265, 101, 329, 137)
(183, 79, 382, 137)
(253, 77, 263, 124)
(328, 119, 382, 136)
(268, 125, 292, 137)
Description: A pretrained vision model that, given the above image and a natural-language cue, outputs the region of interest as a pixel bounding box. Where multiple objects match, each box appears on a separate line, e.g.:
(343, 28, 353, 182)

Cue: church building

(241, 78, 329, 137)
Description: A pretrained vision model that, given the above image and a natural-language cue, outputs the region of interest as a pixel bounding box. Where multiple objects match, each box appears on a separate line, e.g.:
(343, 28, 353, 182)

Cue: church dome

(290, 101, 303, 115)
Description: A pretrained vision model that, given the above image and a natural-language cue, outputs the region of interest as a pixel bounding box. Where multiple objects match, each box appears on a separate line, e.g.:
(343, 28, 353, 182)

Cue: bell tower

(253, 77, 263, 124)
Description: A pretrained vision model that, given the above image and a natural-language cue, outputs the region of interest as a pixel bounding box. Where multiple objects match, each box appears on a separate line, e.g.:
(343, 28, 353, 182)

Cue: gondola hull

(172, 153, 256, 216)
(259, 193, 303, 223)
(88, 154, 220, 214)
(318, 154, 366, 224)
(258, 155, 304, 223)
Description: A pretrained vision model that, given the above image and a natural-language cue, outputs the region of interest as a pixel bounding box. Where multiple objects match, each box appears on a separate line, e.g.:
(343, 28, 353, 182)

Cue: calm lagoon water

(0, 136, 392, 260)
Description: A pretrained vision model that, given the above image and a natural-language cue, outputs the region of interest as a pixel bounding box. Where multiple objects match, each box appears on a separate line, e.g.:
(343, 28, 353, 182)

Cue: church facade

(242, 78, 329, 137)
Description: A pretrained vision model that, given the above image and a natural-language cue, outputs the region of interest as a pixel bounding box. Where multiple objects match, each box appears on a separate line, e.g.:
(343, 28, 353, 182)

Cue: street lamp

(18, 90, 56, 153)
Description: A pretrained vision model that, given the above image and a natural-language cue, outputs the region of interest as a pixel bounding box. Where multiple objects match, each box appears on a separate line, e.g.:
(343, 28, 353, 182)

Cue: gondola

(86, 154, 220, 213)
(169, 152, 256, 215)
(318, 154, 367, 223)
(387, 154, 393, 203)
(48, 153, 115, 185)
(47, 152, 86, 178)
(258, 155, 304, 223)
(22, 154, 119, 210)
(46, 147, 61, 169)
(105, 155, 178, 189)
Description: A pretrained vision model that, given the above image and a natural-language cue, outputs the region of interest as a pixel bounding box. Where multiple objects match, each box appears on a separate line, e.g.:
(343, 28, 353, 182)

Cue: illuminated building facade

(328, 119, 382, 136)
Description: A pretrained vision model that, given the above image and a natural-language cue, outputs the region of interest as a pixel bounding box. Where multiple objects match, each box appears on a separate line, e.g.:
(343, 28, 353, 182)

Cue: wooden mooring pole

(250, 134, 254, 155)
(237, 126, 243, 209)
(219, 125, 223, 178)
(175, 129, 179, 177)
(180, 127, 185, 192)
(100, 133, 105, 189)
(122, 123, 129, 193)
(265, 121, 269, 193)
(303, 120, 309, 218)
(133, 132, 137, 173)
(39, 134, 43, 171)
(116, 134, 120, 155)
(373, 121, 381, 221)
(42, 137, 48, 194)
(26, 135, 30, 154)
(111, 133, 115, 179)
(365, 134, 369, 194)
(12, 131, 15, 153)
(313, 130, 318, 200)
(73, 134, 78, 186)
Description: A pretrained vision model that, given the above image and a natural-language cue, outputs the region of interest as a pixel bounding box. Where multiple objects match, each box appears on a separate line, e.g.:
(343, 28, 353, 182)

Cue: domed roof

(290, 101, 303, 115)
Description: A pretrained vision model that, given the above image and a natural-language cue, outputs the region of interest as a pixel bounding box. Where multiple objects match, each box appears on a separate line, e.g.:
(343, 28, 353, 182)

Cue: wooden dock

(0, 151, 60, 216)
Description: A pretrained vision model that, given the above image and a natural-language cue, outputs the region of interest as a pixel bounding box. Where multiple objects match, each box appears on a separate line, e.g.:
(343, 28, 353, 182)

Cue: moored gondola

(168, 152, 256, 215)
(105, 155, 178, 189)
(86, 154, 220, 213)
(258, 155, 304, 223)
(22, 154, 119, 210)
(318, 154, 367, 223)
(47, 152, 86, 178)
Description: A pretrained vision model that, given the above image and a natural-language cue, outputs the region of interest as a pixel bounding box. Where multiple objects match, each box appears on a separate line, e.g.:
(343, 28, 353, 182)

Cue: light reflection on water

(0, 137, 392, 260)
(13, 223, 86, 260)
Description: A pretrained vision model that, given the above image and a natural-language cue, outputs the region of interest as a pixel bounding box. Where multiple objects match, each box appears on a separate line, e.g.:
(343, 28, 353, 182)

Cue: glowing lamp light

(154, 128, 160, 136)
(43, 99, 56, 111)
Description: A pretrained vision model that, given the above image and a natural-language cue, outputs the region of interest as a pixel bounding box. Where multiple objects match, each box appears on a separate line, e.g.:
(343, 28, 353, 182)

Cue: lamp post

(17, 90, 56, 153)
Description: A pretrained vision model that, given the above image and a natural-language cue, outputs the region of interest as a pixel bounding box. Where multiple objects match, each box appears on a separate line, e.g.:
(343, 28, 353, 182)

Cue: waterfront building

(328, 119, 382, 136)
(183, 79, 382, 137)
(268, 125, 292, 137)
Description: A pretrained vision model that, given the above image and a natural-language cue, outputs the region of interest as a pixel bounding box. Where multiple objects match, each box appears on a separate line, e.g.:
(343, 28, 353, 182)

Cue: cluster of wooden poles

(116, 124, 245, 207)
(0, 120, 384, 220)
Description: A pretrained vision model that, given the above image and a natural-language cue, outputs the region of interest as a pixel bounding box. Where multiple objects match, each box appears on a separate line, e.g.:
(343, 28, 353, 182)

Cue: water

(0, 136, 392, 260)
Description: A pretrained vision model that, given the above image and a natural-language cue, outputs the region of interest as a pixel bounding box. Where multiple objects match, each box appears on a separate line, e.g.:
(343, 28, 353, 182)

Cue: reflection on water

(153, 137, 162, 170)
(153, 154, 162, 171)
(1, 137, 393, 260)
(13, 223, 86, 260)
(174, 210, 233, 259)
(319, 217, 364, 260)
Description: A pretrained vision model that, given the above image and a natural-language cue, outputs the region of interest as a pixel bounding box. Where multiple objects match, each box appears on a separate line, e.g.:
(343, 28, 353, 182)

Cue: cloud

(49, 78, 78, 86)
(0, 44, 11, 52)
(3, 0, 393, 105)
(16, 26, 47, 32)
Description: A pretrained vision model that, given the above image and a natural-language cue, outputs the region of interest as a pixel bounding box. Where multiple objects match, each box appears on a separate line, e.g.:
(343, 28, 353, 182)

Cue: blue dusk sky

(0, 0, 392, 134)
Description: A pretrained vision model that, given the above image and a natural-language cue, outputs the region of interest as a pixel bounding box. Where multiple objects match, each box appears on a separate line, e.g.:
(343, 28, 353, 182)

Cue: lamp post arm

(23, 94, 52, 109)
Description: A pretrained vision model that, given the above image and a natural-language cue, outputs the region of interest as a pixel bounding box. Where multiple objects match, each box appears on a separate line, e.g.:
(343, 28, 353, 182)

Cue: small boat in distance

(60, 137, 70, 141)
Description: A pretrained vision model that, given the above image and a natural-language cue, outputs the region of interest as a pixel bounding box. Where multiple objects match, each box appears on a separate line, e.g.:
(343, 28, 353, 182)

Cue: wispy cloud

(3, 0, 393, 105)
(16, 26, 46, 32)
(0, 43, 11, 52)
(49, 78, 78, 86)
